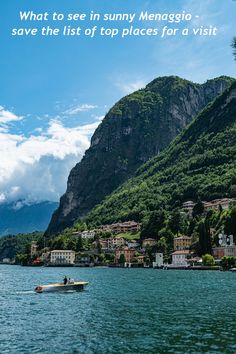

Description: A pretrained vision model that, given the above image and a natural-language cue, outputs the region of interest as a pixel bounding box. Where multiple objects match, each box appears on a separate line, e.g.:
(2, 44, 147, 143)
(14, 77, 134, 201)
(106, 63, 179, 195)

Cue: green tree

(97, 253, 106, 262)
(168, 209, 184, 235)
(202, 254, 215, 266)
(198, 217, 212, 256)
(76, 236, 83, 251)
(156, 236, 167, 254)
(119, 254, 126, 264)
(229, 184, 236, 198)
(224, 206, 236, 237)
(220, 256, 236, 270)
(140, 210, 166, 240)
(192, 200, 204, 218)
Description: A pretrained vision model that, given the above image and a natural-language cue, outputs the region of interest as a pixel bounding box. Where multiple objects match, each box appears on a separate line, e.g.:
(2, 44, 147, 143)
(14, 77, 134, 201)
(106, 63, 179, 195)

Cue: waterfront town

(1, 198, 236, 270)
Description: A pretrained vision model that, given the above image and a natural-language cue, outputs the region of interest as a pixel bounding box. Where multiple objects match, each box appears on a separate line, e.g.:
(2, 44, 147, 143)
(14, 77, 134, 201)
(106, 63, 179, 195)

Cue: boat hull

(35, 282, 88, 293)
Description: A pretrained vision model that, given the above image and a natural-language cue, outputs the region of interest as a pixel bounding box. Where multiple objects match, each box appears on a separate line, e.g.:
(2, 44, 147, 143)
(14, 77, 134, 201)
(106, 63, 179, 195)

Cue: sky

(0, 0, 235, 205)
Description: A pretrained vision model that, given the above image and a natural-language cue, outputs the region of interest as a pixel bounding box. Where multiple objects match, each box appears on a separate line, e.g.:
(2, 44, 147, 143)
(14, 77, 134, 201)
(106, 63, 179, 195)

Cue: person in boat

(63, 276, 68, 285)
(68, 278, 74, 284)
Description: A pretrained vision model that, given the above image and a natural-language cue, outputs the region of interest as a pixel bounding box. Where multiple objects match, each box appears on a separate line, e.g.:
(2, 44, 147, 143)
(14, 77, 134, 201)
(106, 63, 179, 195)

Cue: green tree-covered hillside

(86, 82, 236, 226)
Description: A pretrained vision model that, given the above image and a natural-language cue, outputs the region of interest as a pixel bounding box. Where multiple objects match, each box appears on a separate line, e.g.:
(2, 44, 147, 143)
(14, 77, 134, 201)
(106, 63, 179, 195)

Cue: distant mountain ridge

(46, 75, 234, 235)
(86, 81, 236, 226)
(0, 201, 58, 236)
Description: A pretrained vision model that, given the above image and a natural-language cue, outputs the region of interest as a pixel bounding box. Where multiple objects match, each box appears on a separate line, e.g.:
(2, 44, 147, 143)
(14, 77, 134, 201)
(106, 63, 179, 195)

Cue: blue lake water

(0, 265, 236, 354)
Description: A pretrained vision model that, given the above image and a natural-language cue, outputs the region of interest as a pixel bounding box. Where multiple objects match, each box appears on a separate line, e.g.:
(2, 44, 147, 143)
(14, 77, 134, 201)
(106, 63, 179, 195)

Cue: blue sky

(0, 0, 235, 205)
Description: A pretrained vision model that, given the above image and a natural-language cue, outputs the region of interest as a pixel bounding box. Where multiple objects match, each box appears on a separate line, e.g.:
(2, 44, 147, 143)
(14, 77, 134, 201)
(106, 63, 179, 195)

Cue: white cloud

(115, 79, 147, 95)
(0, 112, 101, 204)
(0, 193, 6, 203)
(0, 106, 23, 124)
(63, 103, 97, 115)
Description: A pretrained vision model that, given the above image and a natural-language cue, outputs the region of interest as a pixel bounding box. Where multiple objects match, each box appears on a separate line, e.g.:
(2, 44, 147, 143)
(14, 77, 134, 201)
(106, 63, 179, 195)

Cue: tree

(198, 217, 212, 256)
(229, 184, 236, 198)
(192, 200, 204, 218)
(224, 206, 236, 238)
(119, 254, 126, 264)
(220, 256, 236, 270)
(168, 209, 185, 235)
(156, 237, 167, 254)
(140, 210, 166, 240)
(76, 236, 83, 251)
(202, 254, 215, 266)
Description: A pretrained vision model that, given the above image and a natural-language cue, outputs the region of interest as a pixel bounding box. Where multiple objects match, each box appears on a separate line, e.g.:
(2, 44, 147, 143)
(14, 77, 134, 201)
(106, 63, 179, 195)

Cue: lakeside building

(75, 254, 92, 265)
(203, 198, 235, 211)
(2, 258, 11, 264)
(108, 237, 125, 248)
(127, 240, 140, 249)
(171, 250, 190, 266)
(100, 221, 141, 234)
(115, 247, 136, 263)
(136, 255, 145, 264)
(41, 252, 50, 263)
(99, 240, 109, 251)
(213, 245, 236, 259)
(142, 238, 157, 248)
(182, 201, 195, 212)
(174, 236, 192, 251)
(153, 253, 164, 268)
(182, 198, 235, 214)
(72, 230, 96, 239)
(50, 250, 75, 265)
(30, 241, 38, 257)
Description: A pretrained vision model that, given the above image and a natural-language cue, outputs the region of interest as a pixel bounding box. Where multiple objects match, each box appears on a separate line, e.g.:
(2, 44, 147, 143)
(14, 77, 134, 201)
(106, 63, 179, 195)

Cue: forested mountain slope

(86, 81, 236, 226)
(46, 76, 233, 235)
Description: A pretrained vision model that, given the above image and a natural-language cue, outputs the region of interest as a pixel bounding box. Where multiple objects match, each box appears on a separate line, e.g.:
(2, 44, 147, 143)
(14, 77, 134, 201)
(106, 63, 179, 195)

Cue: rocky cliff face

(86, 81, 236, 226)
(45, 76, 234, 235)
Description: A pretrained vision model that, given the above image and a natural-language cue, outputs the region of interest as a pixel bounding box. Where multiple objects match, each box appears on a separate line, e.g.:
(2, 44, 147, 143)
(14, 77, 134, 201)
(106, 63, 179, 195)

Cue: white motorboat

(35, 281, 88, 293)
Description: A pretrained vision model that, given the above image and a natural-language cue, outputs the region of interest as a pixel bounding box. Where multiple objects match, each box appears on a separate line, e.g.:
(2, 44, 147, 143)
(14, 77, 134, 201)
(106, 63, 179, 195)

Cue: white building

(81, 230, 96, 239)
(50, 250, 75, 265)
(72, 230, 96, 239)
(31, 241, 38, 257)
(224, 245, 236, 257)
(2, 258, 11, 264)
(204, 198, 235, 211)
(171, 250, 190, 266)
(127, 240, 140, 249)
(182, 201, 195, 212)
(41, 252, 50, 262)
(108, 237, 125, 249)
(153, 253, 164, 268)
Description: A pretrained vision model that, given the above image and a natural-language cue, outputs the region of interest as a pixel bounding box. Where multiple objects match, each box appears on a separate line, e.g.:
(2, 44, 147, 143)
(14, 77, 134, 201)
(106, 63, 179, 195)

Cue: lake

(0, 265, 236, 353)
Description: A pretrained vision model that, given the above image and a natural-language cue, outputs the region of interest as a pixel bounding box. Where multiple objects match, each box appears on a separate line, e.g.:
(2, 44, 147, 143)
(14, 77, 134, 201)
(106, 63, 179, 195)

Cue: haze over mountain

(0, 201, 58, 236)
(86, 81, 236, 226)
(46, 75, 234, 235)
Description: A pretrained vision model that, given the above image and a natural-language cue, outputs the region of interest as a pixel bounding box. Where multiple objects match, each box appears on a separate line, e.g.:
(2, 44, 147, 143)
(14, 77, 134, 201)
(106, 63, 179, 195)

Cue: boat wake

(16, 290, 35, 295)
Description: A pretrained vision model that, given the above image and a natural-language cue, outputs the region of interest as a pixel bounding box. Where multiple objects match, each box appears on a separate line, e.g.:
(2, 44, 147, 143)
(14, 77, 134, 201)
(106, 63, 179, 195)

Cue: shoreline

(1, 263, 234, 271)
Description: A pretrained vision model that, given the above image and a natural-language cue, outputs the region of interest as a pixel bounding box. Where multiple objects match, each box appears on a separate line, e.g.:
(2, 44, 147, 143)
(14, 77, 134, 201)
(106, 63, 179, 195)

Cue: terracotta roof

(174, 236, 192, 240)
(171, 250, 190, 255)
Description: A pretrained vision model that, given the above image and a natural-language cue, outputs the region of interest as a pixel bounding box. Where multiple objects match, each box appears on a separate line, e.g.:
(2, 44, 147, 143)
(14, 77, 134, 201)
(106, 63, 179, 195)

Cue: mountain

(0, 201, 58, 236)
(46, 76, 234, 235)
(85, 81, 236, 226)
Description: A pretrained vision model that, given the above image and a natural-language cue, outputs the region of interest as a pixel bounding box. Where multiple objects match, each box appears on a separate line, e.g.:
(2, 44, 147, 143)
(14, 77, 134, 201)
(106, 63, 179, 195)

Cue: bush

(202, 254, 215, 266)
(220, 256, 236, 270)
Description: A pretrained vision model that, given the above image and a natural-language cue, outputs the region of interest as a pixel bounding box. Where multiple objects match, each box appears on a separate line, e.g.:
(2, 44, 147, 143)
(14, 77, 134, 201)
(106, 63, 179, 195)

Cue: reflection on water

(0, 265, 236, 353)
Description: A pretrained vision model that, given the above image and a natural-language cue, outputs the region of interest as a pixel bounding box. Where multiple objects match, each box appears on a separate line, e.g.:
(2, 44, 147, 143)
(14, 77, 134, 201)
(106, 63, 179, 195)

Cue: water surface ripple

(0, 266, 236, 353)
